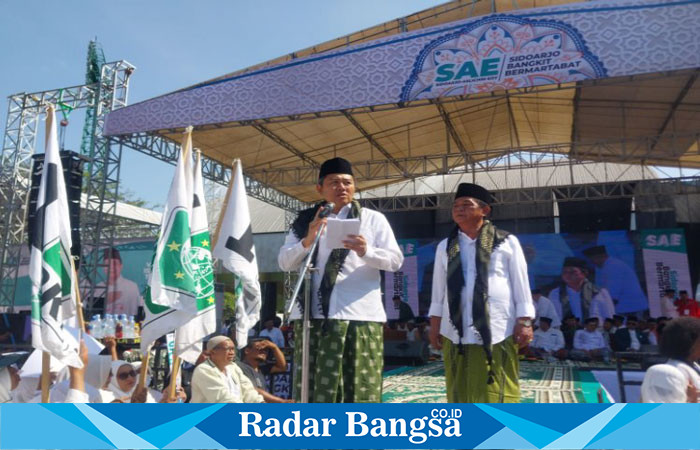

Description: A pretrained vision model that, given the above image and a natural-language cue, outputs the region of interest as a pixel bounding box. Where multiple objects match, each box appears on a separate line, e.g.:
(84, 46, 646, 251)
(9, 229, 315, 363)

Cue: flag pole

(168, 356, 181, 401)
(211, 158, 238, 251)
(182, 126, 193, 159)
(70, 258, 85, 332)
(41, 351, 51, 402)
(40, 104, 54, 403)
(137, 345, 150, 390)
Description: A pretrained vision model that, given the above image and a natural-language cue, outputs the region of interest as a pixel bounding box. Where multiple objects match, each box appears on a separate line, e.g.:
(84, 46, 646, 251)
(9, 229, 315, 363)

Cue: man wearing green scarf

(429, 183, 535, 403)
(548, 257, 615, 325)
(278, 157, 403, 403)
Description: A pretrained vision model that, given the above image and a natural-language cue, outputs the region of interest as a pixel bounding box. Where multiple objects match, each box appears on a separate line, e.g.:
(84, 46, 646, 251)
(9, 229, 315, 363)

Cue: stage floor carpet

(381, 360, 613, 403)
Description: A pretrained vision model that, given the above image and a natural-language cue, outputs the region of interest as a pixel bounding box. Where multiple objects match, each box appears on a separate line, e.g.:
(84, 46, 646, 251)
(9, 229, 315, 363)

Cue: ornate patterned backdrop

(104, 0, 700, 136)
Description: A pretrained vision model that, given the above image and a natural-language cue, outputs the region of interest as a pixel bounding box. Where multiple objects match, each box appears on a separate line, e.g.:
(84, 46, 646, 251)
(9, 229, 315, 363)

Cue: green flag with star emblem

(141, 129, 199, 353)
(175, 150, 217, 364)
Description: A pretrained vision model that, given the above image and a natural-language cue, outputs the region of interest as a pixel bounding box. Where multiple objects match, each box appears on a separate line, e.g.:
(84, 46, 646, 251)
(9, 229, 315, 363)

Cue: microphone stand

(284, 219, 327, 404)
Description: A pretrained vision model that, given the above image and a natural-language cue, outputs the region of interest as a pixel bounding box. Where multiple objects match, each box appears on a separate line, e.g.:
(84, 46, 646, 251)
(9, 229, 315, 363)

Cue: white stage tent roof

(104, 0, 700, 204)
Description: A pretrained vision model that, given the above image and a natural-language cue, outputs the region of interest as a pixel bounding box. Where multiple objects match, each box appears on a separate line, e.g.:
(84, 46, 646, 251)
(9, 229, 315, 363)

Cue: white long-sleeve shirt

(429, 231, 535, 345)
(278, 204, 403, 322)
(573, 329, 607, 351)
(660, 295, 679, 318)
(532, 327, 565, 352)
(105, 275, 142, 317)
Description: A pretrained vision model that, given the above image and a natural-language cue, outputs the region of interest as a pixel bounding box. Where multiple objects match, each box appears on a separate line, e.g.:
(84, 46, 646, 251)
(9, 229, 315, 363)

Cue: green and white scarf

(558, 280, 599, 320)
(446, 220, 509, 384)
(291, 201, 362, 326)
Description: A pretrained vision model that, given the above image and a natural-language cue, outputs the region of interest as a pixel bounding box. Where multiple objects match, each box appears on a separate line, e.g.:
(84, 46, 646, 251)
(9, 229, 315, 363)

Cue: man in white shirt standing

(660, 289, 679, 318)
(259, 318, 286, 349)
(429, 183, 534, 403)
(278, 157, 403, 403)
(570, 317, 611, 362)
(532, 288, 560, 328)
(549, 257, 615, 325)
(103, 248, 142, 317)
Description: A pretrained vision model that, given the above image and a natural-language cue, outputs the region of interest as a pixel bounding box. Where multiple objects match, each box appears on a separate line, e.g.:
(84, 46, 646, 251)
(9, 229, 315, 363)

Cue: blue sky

(0, 0, 445, 207)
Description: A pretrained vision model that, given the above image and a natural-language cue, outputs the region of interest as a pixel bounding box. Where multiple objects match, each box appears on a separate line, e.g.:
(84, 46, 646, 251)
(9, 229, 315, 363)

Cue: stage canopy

(104, 0, 700, 203)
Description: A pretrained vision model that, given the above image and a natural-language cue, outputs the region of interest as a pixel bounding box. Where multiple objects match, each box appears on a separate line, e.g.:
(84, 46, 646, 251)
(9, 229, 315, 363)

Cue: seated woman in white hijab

(641, 364, 697, 403)
(0, 353, 23, 403)
(19, 341, 91, 403)
(99, 360, 173, 403)
(657, 317, 700, 392)
(51, 356, 110, 403)
(11, 374, 39, 403)
(99, 361, 153, 403)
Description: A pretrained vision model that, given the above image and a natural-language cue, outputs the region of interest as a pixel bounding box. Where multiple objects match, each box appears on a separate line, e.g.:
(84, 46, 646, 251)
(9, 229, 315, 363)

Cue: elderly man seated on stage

(570, 317, 611, 363)
(190, 336, 264, 403)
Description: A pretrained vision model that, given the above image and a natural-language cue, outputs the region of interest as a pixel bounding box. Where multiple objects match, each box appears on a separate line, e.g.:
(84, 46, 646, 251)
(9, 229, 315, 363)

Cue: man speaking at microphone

(278, 157, 403, 403)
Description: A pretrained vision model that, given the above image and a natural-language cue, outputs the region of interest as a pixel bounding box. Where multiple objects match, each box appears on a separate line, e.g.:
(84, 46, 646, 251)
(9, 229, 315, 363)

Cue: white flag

(147, 129, 196, 313)
(212, 159, 261, 348)
(175, 151, 217, 364)
(29, 105, 82, 368)
(141, 130, 197, 354)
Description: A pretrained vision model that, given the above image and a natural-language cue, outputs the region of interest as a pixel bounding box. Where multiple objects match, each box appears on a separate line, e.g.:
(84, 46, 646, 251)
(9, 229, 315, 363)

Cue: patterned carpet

(382, 359, 613, 403)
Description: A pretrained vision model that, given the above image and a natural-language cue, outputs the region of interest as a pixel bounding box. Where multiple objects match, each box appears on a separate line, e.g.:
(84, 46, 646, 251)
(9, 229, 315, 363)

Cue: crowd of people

(526, 286, 698, 364)
(2, 156, 699, 406)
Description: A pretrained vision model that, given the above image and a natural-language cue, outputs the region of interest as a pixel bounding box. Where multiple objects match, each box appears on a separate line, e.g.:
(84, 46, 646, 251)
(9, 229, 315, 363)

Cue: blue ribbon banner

(1, 403, 698, 449)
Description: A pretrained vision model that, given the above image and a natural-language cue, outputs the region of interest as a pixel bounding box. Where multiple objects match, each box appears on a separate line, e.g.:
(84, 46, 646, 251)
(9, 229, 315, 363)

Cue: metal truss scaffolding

(80, 61, 135, 314)
(113, 133, 307, 212)
(244, 132, 700, 187)
(0, 61, 134, 311)
(359, 176, 700, 212)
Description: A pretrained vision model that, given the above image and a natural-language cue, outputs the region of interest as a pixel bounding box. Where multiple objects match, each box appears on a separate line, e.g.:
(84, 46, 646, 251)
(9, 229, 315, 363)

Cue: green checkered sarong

(443, 336, 520, 403)
(293, 319, 383, 403)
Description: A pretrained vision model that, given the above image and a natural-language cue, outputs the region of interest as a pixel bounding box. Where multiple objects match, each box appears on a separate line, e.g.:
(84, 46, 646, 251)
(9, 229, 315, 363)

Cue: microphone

(318, 202, 335, 218)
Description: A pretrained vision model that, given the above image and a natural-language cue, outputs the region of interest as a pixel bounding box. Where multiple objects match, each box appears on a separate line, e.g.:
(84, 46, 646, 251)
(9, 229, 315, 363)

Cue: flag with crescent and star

(29, 105, 82, 368)
(212, 159, 261, 348)
(174, 150, 217, 364)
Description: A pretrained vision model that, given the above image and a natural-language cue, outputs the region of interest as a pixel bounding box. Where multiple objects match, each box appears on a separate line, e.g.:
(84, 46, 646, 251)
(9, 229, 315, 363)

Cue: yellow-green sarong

(443, 336, 520, 403)
(293, 319, 383, 403)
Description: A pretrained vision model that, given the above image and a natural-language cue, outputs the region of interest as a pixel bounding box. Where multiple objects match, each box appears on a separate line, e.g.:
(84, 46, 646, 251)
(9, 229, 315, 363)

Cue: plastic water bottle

(122, 315, 131, 339)
(126, 316, 136, 339)
(91, 315, 103, 339)
(115, 314, 124, 339)
(103, 314, 115, 338)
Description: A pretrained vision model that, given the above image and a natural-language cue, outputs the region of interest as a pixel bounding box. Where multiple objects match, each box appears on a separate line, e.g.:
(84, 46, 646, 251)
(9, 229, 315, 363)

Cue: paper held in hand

(325, 218, 361, 249)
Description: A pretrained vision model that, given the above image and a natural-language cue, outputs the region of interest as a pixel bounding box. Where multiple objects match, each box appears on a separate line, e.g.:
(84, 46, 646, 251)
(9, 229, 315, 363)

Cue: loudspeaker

(28, 150, 85, 265)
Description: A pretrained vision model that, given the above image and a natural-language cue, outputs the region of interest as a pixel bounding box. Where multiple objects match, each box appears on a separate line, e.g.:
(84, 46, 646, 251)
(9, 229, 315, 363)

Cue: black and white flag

(212, 159, 261, 347)
(29, 105, 82, 368)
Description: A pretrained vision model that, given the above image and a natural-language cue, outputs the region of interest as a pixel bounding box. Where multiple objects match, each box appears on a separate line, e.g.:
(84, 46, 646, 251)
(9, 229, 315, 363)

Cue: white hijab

(11, 375, 39, 403)
(0, 368, 11, 403)
(107, 361, 137, 400)
(50, 379, 102, 403)
(85, 355, 112, 390)
(641, 364, 689, 403)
